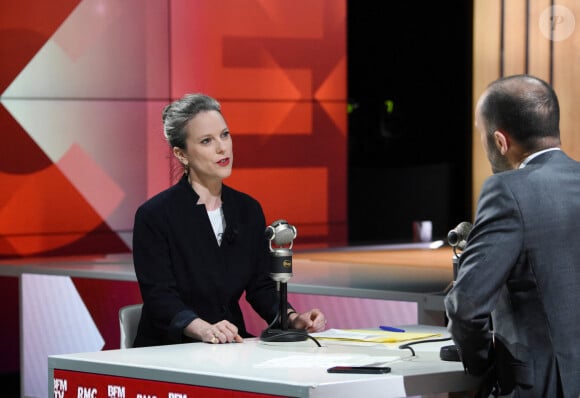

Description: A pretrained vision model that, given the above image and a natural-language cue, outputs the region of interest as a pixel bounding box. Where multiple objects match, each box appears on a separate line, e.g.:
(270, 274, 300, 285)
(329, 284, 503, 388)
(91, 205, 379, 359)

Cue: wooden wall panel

(553, 0, 580, 157)
(472, 0, 580, 216)
(528, 0, 552, 81)
(472, 0, 501, 211)
(504, 0, 528, 75)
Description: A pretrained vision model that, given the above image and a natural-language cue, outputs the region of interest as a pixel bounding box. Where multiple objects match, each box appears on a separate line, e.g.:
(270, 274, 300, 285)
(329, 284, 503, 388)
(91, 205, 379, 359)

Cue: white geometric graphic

(1, 98, 155, 237)
(22, 273, 104, 398)
(1, 0, 169, 99)
(0, 0, 171, 251)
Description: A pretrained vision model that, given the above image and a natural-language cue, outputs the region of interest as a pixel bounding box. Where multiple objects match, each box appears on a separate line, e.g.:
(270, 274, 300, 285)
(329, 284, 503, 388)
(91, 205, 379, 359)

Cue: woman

(132, 93, 326, 347)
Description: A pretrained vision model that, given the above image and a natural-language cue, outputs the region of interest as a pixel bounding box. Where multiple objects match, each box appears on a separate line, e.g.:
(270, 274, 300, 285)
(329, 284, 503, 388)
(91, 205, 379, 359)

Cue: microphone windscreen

(273, 228, 296, 246)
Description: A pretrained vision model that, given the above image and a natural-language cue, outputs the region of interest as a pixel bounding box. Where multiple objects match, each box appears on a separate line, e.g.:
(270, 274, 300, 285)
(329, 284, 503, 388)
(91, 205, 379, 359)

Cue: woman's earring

(183, 162, 189, 175)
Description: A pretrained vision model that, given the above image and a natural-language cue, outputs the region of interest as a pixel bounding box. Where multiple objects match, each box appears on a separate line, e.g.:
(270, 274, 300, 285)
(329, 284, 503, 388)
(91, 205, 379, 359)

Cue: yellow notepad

(310, 328, 441, 343)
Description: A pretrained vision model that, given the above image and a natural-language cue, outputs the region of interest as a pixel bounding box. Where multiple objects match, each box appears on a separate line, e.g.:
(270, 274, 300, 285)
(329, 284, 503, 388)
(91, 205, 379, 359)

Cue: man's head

(475, 74, 561, 173)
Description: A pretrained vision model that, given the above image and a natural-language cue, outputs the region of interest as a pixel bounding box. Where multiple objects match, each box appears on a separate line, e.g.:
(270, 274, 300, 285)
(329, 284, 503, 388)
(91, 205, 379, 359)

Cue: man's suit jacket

(132, 175, 279, 347)
(444, 150, 580, 397)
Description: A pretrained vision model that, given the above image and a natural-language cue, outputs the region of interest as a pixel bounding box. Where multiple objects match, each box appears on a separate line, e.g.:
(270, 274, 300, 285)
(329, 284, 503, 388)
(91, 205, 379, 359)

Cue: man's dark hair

(479, 74, 560, 151)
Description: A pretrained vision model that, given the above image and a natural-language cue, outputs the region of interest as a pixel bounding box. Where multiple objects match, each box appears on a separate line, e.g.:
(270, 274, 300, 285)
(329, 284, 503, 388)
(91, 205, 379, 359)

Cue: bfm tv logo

(54, 377, 189, 398)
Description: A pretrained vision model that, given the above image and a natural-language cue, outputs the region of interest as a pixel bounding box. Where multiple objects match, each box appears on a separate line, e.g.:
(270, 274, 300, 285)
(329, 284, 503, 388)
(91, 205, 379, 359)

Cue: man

(444, 75, 580, 397)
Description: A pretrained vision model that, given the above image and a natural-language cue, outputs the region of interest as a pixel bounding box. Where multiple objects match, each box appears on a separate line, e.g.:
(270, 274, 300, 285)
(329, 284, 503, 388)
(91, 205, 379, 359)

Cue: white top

(207, 207, 225, 245)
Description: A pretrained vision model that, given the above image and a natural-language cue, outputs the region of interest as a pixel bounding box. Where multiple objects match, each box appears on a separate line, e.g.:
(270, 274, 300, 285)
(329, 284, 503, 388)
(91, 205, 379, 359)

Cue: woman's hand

(289, 308, 327, 332)
(185, 318, 244, 344)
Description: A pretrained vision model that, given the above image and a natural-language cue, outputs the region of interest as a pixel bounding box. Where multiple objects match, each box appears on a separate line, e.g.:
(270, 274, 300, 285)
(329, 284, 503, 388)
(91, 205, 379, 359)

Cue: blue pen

(379, 325, 405, 333)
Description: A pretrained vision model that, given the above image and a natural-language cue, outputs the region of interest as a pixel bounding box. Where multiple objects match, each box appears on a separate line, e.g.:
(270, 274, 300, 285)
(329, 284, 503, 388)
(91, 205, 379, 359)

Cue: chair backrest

(119, 303, 142, 349)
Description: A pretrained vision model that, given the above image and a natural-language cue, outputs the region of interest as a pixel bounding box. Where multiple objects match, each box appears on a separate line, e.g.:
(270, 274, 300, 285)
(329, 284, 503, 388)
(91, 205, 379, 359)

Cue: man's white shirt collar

(519, 147, 560, 169)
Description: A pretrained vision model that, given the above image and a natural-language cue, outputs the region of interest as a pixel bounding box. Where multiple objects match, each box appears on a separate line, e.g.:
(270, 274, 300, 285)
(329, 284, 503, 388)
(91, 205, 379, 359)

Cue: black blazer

(132, 175, 279, 347)
(445, 150, 580, 397)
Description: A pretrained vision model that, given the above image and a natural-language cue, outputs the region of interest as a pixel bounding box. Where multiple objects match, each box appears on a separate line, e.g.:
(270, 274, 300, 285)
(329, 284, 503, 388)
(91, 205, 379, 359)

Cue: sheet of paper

(310, 328, 441, 343)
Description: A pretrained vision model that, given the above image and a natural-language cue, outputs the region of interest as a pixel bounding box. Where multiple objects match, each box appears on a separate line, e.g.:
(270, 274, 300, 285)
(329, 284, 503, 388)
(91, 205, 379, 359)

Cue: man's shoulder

(483, 150, 580, 197)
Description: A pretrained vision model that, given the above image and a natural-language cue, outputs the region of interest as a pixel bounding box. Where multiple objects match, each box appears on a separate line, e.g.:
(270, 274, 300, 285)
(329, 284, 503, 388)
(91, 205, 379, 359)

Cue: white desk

(49, 326, 479, 398)
(1, 246, 454, 398)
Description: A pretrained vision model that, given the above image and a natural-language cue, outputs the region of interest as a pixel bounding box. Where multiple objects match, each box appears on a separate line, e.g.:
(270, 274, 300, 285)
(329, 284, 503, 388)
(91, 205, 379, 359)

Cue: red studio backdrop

(0, 0, 347, 258)
(0, 0, 347, 381)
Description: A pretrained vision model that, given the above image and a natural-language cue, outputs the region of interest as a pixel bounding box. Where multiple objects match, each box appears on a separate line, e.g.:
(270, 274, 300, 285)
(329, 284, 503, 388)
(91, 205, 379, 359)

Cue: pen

(379, 325, 405, 333)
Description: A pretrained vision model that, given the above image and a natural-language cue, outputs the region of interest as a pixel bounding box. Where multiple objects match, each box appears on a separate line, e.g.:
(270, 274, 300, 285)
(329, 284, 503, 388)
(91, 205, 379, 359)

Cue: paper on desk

(310, 328, 441, 343)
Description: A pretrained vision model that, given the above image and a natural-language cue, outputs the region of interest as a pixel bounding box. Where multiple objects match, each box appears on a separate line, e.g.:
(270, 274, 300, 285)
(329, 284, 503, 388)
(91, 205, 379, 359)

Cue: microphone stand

(260, 223, 308, 342)
(440, 223, 471, 362)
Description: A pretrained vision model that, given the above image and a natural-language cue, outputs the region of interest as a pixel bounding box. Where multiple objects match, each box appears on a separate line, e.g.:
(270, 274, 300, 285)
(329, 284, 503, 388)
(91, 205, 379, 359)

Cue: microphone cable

(260, 331, 322, 347)
(398, 336, 453, 356)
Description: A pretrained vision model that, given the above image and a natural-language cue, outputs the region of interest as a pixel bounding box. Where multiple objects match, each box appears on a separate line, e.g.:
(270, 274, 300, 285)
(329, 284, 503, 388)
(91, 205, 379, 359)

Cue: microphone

(265, 220, 296, 283)
(260, 219, 308, 342)
(265, 219, 297, 249)
(447, 221, 472, 250)
(441, 221, 473, 363)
